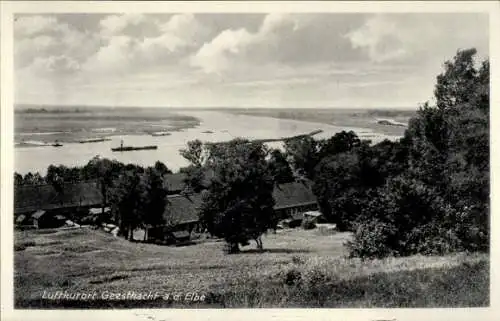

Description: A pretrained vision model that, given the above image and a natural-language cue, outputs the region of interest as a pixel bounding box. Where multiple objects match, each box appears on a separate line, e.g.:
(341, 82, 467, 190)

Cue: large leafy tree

(347, 48, 490, 258)
(179, 139, 207, 192)
(284, 136, 321, 179)
(268, 148, 295, 185)
(199, 139, 277, 253)
(108, 168, 146, 241)
(141, 167, 169, 240)
(81, 156, 124, 213)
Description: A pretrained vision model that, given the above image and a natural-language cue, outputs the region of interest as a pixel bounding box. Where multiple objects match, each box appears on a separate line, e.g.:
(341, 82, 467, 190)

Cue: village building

(14, 181, 102, 215)
(14, 174, 320, 239)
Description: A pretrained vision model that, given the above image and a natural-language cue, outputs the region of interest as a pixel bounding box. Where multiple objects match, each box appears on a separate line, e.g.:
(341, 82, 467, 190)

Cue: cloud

(190, 13, 299, 73)
(190, 14, 368, 74)
(15, 15, 99, 71)
(345, 16, 406, 62)
(83, 13, 208, 74)
(13, 13, 489, 108)
(14, 15, 62, 37)
(31, 55, 81, 75)
(344, 13, 489, 65)
(99, 14, 150, 38)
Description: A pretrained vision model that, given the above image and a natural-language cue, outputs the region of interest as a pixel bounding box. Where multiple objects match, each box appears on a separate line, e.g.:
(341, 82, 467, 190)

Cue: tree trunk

(255, 236, 263, 251)
(128, 226, 134, 241)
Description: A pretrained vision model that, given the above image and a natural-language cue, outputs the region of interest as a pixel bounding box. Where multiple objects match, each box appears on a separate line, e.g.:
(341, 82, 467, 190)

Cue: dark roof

(163, 170, 216, 193)
(164, 193, 202, 225)
(14, 181, 102, 214)
(163, 173, 186, 193)
(273, 180, 317, 209)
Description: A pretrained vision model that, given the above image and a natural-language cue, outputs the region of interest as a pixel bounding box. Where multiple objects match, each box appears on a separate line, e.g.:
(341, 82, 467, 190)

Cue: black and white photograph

(1, 1, 498, 318)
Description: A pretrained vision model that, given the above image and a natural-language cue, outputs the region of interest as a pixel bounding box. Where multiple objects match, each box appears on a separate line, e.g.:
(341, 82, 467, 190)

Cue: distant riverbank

(226, 108, 415, 136)
(15, 108, 201, 145)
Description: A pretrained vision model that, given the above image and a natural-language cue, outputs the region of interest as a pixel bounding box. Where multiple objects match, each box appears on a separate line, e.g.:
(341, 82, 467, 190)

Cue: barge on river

(111, 140, 157, 152)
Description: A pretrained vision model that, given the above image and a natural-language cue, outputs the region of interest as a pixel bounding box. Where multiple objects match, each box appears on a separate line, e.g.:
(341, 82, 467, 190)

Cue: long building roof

(14, 178, 317, 224)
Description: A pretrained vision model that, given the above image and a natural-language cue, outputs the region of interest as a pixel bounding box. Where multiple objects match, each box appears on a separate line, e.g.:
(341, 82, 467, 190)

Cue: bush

(347, 219, 397, 259)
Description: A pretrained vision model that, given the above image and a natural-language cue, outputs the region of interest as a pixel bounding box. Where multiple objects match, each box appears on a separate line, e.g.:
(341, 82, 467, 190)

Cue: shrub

(346, 219, 397, 259)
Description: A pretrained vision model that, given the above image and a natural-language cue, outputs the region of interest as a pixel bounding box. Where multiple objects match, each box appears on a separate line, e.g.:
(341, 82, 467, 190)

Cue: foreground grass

(14, 227, 488, 308)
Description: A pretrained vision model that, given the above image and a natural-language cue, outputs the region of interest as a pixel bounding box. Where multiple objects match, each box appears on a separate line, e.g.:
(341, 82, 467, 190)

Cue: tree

(83, 156, 124, 214)
(199, 139, 277, 253)
(14, 173, 24, 185)
(180, 139, 205, 167)
(318, 130, 362, 159)
(284, 136, 321, 179)
(108, 168, 146, 241)
(153, 161, 172, 175)
(346, 48, 490, 258)
(180, 165, 207, 193)
(434, 48, 479, 111)
(268, 149, 295, 184)
(141, 167, 168, 241)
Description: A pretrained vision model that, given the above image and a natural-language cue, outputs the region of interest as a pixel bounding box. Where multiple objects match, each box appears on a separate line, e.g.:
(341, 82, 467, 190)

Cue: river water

(14, 111, 400, 175)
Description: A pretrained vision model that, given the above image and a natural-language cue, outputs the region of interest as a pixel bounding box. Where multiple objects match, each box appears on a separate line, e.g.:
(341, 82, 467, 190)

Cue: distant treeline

(15, 107, 88, 114)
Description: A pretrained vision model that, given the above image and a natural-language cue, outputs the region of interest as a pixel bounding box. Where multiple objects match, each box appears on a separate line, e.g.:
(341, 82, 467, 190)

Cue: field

(14, 227, 489, 308)
(227, 108, 416, 136)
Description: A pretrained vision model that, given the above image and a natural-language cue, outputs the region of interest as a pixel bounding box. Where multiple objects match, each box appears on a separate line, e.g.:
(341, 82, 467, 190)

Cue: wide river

(14, 111, 401, 175)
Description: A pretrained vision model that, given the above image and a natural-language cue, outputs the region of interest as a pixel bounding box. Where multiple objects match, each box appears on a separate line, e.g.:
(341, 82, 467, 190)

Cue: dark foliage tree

(180, 139, 205, 167)
(14, 173, 24, 186)
(268, 149, 295, 184)
(346, 48, 490, 258)
(108, 168, 146, 241)
(318, 130, 362, 159)
(199, 139, 277, 253)
(141, 167, 168, 241)
(153, 161, 172, 175)
(82, 156, 125, 213)
(284, 136, 321, 180)
(180, 165, 207, 193)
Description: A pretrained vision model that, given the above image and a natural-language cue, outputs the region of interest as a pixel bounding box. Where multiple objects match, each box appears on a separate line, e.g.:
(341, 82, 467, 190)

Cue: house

(145, 193, 202, 243)
(32, 210, 66, 229)
(14, 181, 102, 215)
(273, 180, 319, 226)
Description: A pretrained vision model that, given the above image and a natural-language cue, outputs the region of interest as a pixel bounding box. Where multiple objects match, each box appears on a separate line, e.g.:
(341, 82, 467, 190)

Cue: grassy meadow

(14, 227, 489, 308)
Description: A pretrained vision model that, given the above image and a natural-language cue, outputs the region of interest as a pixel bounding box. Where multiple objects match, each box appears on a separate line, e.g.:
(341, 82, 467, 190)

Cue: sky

(13, 13, 489, 109)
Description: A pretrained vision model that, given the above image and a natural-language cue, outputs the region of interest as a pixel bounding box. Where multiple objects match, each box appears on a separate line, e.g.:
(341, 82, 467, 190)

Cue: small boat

(52, 140, 63, 147)
(111, 140, 157, 152)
